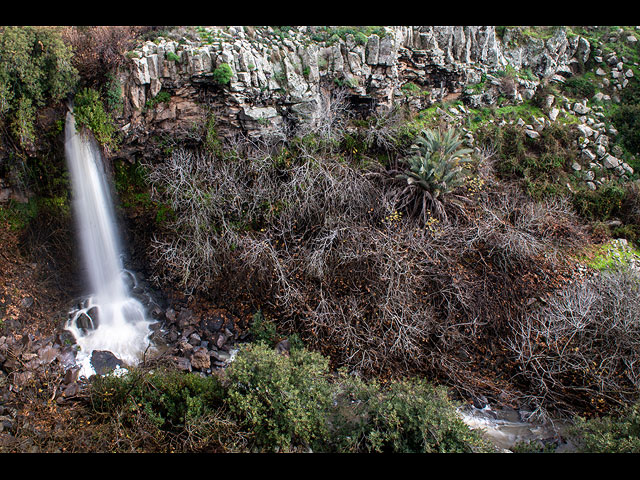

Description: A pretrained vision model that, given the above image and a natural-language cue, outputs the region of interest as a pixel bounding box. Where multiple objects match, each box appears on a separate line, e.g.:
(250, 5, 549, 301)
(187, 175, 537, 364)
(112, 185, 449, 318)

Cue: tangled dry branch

(508, 265, 640, 415)
(144, 132, 587, 391)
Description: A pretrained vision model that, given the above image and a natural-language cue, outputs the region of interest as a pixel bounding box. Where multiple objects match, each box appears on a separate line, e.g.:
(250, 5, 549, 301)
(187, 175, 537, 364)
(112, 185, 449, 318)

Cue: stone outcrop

(114, 26, 592, 162)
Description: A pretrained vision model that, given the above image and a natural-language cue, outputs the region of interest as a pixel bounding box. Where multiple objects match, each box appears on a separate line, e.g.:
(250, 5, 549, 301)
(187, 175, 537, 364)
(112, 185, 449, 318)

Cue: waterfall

(64, 110, 152, 375)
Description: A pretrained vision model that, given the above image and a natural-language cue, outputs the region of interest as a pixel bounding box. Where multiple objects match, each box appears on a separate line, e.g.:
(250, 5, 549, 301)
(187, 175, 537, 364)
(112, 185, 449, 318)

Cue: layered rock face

(115, 26, 591, 160)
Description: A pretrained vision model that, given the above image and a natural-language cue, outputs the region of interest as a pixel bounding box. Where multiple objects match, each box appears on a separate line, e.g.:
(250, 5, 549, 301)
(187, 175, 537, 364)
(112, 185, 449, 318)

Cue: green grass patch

(578, 238, 640, 271)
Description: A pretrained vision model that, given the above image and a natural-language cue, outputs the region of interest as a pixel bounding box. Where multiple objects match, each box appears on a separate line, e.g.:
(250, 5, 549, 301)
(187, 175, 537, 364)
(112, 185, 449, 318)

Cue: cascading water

(64, 110, 152, 376)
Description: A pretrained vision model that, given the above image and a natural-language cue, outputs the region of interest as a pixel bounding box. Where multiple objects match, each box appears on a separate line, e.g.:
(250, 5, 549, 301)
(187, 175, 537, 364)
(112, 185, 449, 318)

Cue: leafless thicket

(144, 145, 283, 294)
(470, 189, 585, 268)
(147, 138, 585, 381)
(508, 265, 640, 415)
(295, 87, 353, 151)
(62, 26, 144, 86)
(142, 107, 603, 402)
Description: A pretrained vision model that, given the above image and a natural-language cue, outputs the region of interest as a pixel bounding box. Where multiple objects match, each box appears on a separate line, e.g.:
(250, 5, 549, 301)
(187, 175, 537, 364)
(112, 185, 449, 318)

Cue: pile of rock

(154, 305, 245, 374)
(0, 286, 249, 421)
(0, 330, 80, 404)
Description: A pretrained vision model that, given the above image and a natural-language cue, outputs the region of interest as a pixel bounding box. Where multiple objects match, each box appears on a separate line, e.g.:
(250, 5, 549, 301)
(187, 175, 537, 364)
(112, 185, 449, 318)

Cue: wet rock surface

(458, 404, 576, 453)
(90, 350, 123, 376)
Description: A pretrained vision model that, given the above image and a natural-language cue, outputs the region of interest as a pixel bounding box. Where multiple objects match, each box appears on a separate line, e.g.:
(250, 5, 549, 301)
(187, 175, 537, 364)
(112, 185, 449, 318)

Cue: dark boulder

(90, 350, 123, 376)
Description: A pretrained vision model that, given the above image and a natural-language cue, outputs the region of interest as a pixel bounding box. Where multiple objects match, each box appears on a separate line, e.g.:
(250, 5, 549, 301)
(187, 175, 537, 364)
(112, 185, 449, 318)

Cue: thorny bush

(509, 264, 640, 417)
(144, 130, 585, 407)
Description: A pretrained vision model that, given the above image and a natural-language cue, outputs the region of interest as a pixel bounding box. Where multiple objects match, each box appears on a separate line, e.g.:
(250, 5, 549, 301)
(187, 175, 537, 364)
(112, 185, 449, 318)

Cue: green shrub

(248, 310, 278, 346)
(73, 87, 118, 150)
(0, 26, 78, 149)
(165, 51, 181, 62)
(103, 73, 123, 113)
(396, 128, 473, 221)
(84, 343, 492, 453)
(354, 32, 368, 45)
(212, 62, 233, 85)
(203, 113, 223, 155)
(144, 90, 171, 110)
(562, 75, 597, 99)
(225, 343, 333, 452)
(571, 401, 640, 453)
(329, 374, 491, 453)
(0, 198, 40, 230)
(572, 182, 625, 221)
(481, 123, 578, 200)
(10, 97, 37, 149)
(610, 103, 640, 157)
(91, 367, 225, 431)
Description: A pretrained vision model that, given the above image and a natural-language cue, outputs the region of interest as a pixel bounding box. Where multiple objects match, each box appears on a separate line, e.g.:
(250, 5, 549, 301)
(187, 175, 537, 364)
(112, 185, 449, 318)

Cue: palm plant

(394, 128, 473, 223)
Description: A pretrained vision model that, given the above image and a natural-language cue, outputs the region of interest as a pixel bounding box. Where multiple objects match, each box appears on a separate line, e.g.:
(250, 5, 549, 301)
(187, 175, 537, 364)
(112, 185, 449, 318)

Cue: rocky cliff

(114, 26, 591, 162)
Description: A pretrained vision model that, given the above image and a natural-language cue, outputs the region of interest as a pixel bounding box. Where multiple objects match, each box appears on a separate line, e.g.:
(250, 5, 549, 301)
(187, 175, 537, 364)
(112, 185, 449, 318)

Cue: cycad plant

(395, 128, 473, 223)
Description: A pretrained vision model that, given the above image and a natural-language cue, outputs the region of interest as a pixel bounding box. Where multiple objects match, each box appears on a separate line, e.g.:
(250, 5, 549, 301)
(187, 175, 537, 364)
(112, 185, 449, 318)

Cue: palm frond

(395, 127, 474, 222)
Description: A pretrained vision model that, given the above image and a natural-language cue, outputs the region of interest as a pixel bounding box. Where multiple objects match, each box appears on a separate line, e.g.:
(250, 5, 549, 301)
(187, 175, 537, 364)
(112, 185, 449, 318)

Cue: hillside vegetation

(1, 26, 640, 453)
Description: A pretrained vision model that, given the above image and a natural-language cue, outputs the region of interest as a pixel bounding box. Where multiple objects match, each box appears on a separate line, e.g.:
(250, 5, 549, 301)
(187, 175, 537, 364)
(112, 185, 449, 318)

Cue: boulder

(36, 345, 59, 366)
(173, 356, 192, 372)
(573, 102, 590, 115)
(90, 350, 122, 376)
(603, 154, 621, 169)
(190, 348, 211, 370)
(525, 129, 540, 139)
(177, 308, 196, 328)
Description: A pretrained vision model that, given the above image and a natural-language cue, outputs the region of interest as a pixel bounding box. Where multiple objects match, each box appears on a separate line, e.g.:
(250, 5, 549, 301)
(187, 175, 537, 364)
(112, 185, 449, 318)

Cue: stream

(458, 404, 576, 452)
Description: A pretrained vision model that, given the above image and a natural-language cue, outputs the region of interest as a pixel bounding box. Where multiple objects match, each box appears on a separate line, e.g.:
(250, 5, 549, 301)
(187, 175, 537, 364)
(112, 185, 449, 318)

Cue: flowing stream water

(457, 404, 575, 452)
(64, 111, 152, 377)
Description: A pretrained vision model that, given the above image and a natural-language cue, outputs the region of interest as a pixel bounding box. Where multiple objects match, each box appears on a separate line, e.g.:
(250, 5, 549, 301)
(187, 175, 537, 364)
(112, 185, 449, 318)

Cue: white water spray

(64, 111, 152, 376)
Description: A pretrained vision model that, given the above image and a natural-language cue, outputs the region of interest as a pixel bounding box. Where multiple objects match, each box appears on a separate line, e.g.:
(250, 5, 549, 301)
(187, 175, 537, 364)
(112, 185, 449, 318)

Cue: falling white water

(64, 110, 152, 377)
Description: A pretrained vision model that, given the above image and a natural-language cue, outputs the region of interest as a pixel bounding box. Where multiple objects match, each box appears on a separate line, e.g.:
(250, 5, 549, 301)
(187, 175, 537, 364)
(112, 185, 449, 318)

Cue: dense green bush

(0, 26, 78, 149)
(248, 310, 278, 346)
(91, 367, 226, 431)
(89, 367, 243, 452)
(610, 103, 640, 157)
(88, 342, 489, 453)
(165, 51, 181, 63)
(479, 122, 583, 201)
(571, 401, 640, 453)
(491, 124, 573, 180)
(562, 75, 597, 99)
(225, 343, 333, 452)
(212, 62, 233, 85)
(329, 374, 491, 453)
(572, 182, 626, 220)
(73, 87, 118, 150)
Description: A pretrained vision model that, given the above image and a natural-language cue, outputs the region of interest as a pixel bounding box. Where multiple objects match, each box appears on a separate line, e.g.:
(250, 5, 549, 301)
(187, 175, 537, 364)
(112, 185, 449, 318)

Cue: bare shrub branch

(508, 265, 640, 414)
